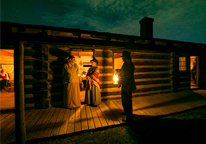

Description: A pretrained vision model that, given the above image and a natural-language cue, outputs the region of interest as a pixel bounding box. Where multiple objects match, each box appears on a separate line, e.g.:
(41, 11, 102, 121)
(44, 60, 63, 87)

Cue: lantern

(113, 73, 119, 84)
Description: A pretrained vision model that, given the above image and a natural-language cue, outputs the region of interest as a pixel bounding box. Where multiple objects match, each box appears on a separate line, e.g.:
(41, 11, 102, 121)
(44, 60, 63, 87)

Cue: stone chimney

(139, 17, 154, 38)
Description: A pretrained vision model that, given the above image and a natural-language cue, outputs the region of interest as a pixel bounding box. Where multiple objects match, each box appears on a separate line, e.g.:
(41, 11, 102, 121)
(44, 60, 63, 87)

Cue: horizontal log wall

(170, 52, 176, 92)
(179, 75, 190, 91)
(24, 43, 52, 109)
(96, 49, 172, 100)
(130, 51, 172, 97)
(95, 49, 115, 99)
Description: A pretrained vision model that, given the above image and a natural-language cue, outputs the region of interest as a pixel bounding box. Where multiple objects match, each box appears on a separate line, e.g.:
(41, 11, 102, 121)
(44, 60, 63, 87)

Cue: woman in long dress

(85, 57, 101, 106)
(62, 55, 81, 109)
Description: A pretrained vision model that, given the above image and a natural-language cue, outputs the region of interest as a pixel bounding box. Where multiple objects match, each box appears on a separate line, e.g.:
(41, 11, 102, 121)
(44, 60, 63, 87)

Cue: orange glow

(113, 74, 119, 84)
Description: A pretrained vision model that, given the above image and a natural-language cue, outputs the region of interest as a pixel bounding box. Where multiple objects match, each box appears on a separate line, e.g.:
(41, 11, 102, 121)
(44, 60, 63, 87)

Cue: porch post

(14, 41, 26, 144)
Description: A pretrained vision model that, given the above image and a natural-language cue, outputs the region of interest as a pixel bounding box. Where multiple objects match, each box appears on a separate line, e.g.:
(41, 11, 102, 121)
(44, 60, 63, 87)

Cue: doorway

(190, 56, 199, 89)
(71, 50, 93, 102)
(0, 49, 15, 111)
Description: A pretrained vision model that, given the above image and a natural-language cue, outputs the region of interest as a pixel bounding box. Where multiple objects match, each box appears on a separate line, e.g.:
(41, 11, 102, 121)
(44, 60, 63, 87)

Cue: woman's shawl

(86, 66, 100, 90)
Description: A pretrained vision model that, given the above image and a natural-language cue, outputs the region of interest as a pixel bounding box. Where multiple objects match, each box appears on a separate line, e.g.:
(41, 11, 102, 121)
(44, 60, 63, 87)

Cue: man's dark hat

(121, 51, 131, 58)
(68, 55, 75, 60)
(90, 57, 98, 64)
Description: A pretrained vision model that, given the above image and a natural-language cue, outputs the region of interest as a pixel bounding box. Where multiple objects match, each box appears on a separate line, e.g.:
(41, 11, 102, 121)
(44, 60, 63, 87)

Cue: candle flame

(113, 74, 119, 84)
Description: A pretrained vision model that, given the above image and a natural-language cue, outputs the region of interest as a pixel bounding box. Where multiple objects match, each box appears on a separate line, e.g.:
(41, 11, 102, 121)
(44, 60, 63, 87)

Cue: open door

(190, 56, 199, 89)
(71, 50, 93, 102)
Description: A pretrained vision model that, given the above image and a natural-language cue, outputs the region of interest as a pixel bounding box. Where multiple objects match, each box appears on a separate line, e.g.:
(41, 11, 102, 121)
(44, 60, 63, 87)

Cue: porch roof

(1, 22, 206, 53)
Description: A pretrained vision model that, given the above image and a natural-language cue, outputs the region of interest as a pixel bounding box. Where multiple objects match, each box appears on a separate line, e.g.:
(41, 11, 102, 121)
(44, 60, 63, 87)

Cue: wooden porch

(1, 89, 206, 144)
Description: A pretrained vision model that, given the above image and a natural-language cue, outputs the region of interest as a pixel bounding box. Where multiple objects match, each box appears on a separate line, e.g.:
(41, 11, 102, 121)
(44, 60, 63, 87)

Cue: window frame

(179, 56, 187, 71)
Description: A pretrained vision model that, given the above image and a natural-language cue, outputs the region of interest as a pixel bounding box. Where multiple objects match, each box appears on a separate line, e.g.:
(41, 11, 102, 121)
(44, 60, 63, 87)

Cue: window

(179, 57, 186, 71)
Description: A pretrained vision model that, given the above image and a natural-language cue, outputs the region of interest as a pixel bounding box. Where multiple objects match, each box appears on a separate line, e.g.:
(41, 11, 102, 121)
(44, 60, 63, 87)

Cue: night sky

(1, 0, 206, 44)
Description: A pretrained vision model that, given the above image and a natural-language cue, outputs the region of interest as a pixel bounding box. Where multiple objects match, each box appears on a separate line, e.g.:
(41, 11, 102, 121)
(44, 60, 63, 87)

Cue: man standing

(116, 51, 136, 124)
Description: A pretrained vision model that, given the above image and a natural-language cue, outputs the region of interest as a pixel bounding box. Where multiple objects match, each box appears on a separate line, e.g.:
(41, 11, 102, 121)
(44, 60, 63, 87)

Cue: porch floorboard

(1, 89, 206, 144)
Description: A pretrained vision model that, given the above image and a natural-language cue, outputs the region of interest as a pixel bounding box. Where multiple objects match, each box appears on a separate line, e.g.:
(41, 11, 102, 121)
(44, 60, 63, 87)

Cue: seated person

(0, 69, 9, 90)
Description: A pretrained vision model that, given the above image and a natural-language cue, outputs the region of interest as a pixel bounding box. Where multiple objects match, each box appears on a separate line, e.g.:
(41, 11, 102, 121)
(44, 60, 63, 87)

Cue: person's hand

(115, 69, 120, 72)
(87, 76, 91, 81)
(115, 69, 120, 74)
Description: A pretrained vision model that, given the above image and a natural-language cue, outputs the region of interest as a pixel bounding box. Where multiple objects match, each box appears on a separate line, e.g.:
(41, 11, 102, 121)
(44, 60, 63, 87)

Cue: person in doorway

(192, 62, 197, 84)
(79, 74, 84, 91)
(0, 69, 9, 91)
(116, 51, 136, 124)
(62, 55, 81, 109)
(85, 57, 101, 106)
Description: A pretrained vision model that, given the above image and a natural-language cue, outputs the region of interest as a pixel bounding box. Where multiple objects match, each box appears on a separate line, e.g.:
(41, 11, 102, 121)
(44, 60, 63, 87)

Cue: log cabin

(1, 17, 206, 110)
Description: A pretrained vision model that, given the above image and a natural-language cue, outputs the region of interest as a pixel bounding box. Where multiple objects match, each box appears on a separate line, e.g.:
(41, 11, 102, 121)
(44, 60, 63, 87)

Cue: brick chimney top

(139, 17, 154, 38)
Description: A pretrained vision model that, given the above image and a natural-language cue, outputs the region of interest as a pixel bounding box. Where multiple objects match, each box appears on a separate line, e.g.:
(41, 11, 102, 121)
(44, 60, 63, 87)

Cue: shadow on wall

(49, 47, 70, 107)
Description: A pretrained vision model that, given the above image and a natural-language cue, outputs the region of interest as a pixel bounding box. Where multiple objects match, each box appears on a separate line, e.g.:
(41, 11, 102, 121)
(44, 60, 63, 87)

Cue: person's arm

(62, 64, 66, 77)
(7, 73, 10, 80)
(192, 65, 196, 73)
(117, 63, 126, 85)
(76, 63, 79, 74)
(86, 68, 91, 81)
